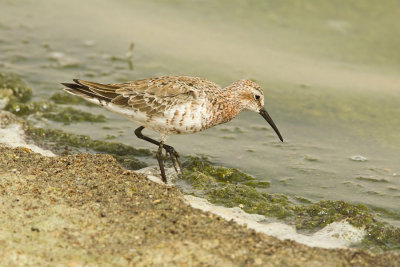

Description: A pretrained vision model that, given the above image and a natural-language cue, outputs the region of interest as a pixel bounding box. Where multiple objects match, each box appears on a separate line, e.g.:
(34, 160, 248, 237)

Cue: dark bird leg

(163, 145, 182, 172)
(165, 149, 178, 173)
(156, 141, 167, 183)
(134, 126, 182, 182)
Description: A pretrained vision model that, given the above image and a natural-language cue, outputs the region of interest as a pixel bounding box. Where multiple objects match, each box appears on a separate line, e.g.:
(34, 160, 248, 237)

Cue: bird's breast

(161, 99, 242, 134)
(142, 100, 210, 135)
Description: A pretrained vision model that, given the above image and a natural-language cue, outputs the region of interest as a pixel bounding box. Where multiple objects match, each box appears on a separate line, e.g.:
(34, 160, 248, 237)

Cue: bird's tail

(61, 79, 119, 104)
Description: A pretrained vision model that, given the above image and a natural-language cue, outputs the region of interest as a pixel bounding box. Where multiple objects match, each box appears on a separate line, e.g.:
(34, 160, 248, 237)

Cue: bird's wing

(113, 76, 220, 115)
(63, 76, 220, 116)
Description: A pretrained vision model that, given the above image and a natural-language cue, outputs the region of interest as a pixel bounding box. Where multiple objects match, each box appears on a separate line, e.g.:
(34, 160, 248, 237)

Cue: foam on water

(0, 123, 55, 157)
(185, 195, 365, 249)
(136, 167, 366, 249)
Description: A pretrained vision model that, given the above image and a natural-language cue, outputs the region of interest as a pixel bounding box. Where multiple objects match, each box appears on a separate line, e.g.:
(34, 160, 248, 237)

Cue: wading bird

(62, 76, 283, 183)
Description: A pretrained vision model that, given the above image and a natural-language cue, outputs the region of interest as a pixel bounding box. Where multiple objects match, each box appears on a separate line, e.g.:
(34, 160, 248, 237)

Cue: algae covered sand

(180, 157, 400, 251)
(1, 146, 399, 266)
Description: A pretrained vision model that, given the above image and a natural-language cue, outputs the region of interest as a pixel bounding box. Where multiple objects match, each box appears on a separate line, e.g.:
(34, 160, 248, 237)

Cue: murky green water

(1, 0, 400, 225)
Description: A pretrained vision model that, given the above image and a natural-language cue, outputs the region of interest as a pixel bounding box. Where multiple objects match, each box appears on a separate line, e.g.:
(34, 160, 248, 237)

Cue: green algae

(0, 72, 32, 103)
(0, 72, 103, 124)
(181, 158, 293, 219)
(6, 101, 54, 116)
(209, 184, 293, 219)
(242, 180, 270, 188)
(26, 126, 151, 170)
(181, 156, 400, 251)
(183, 156, 267, 185)
(293, 200, 373, 230)
(105, 134, 116, 140)
(43, 107, 106, 124)
(5, 100, 105, 124)
(50, 92, 95, 106)
(294, 196, 312, 204)
(363, 224, 400, 250)
(294, 201, 400, 250)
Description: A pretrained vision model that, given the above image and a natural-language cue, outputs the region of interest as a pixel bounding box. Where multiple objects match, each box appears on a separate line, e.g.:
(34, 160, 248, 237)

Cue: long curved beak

(259, 108, 283, 142)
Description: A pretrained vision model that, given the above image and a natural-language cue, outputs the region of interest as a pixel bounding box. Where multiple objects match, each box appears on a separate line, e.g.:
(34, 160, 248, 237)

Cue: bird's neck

(209, 86, 245, 126)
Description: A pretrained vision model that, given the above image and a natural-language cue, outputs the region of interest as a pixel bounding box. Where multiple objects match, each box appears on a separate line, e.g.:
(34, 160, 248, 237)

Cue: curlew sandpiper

(62, 76, 283, 183)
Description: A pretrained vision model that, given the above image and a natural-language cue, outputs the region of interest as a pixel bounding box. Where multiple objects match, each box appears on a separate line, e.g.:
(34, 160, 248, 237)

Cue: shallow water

(1, 0, 400, 225)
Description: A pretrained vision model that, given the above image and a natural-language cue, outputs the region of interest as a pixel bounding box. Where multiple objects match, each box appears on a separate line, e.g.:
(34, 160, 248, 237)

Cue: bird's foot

(163, 144, 183, 174)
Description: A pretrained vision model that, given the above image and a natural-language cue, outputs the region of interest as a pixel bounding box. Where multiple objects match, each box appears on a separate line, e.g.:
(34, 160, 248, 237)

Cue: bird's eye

(254, 94, 260, 100)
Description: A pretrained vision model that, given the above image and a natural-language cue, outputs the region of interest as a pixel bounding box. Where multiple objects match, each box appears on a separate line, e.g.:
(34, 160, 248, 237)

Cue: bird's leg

(167, 150, 179, 173)
(134, 126, 182, 175)
(134, 126, 160, 146)
(156, 141, 167, 183)
(162, 144, 182, 172)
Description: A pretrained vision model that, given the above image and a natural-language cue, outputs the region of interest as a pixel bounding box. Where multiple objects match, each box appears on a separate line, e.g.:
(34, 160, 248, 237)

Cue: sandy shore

(0, 146, 399, 266)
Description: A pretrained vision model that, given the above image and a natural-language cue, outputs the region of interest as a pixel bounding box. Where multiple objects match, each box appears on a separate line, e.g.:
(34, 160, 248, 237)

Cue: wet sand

(0, 146, 399, 266)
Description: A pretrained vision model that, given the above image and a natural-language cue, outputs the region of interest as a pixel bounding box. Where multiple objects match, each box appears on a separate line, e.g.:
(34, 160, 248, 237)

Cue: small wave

(133, 167, 366, 249)
(0, 121, 55, 157)
(185, 195, 365, 249)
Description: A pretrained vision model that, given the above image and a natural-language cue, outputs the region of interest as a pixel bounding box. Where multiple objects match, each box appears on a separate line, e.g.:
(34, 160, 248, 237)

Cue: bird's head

(232, 79, 283, 142)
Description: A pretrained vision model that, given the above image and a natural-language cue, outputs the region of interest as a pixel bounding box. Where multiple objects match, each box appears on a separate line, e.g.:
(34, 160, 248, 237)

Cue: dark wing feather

(61, 82, 111, 102)
(74, 80, 120, 99)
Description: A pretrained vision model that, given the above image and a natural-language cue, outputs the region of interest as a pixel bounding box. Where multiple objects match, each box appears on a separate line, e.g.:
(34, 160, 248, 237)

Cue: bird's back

(62, 76, 223, 136)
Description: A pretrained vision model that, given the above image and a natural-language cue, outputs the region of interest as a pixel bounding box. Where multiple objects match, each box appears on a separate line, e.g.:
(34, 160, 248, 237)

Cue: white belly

(102, 100, 210, 136)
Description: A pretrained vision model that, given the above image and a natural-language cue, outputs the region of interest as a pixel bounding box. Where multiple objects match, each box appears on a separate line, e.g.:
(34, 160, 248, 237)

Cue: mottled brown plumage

(62, 76, 283, 183)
